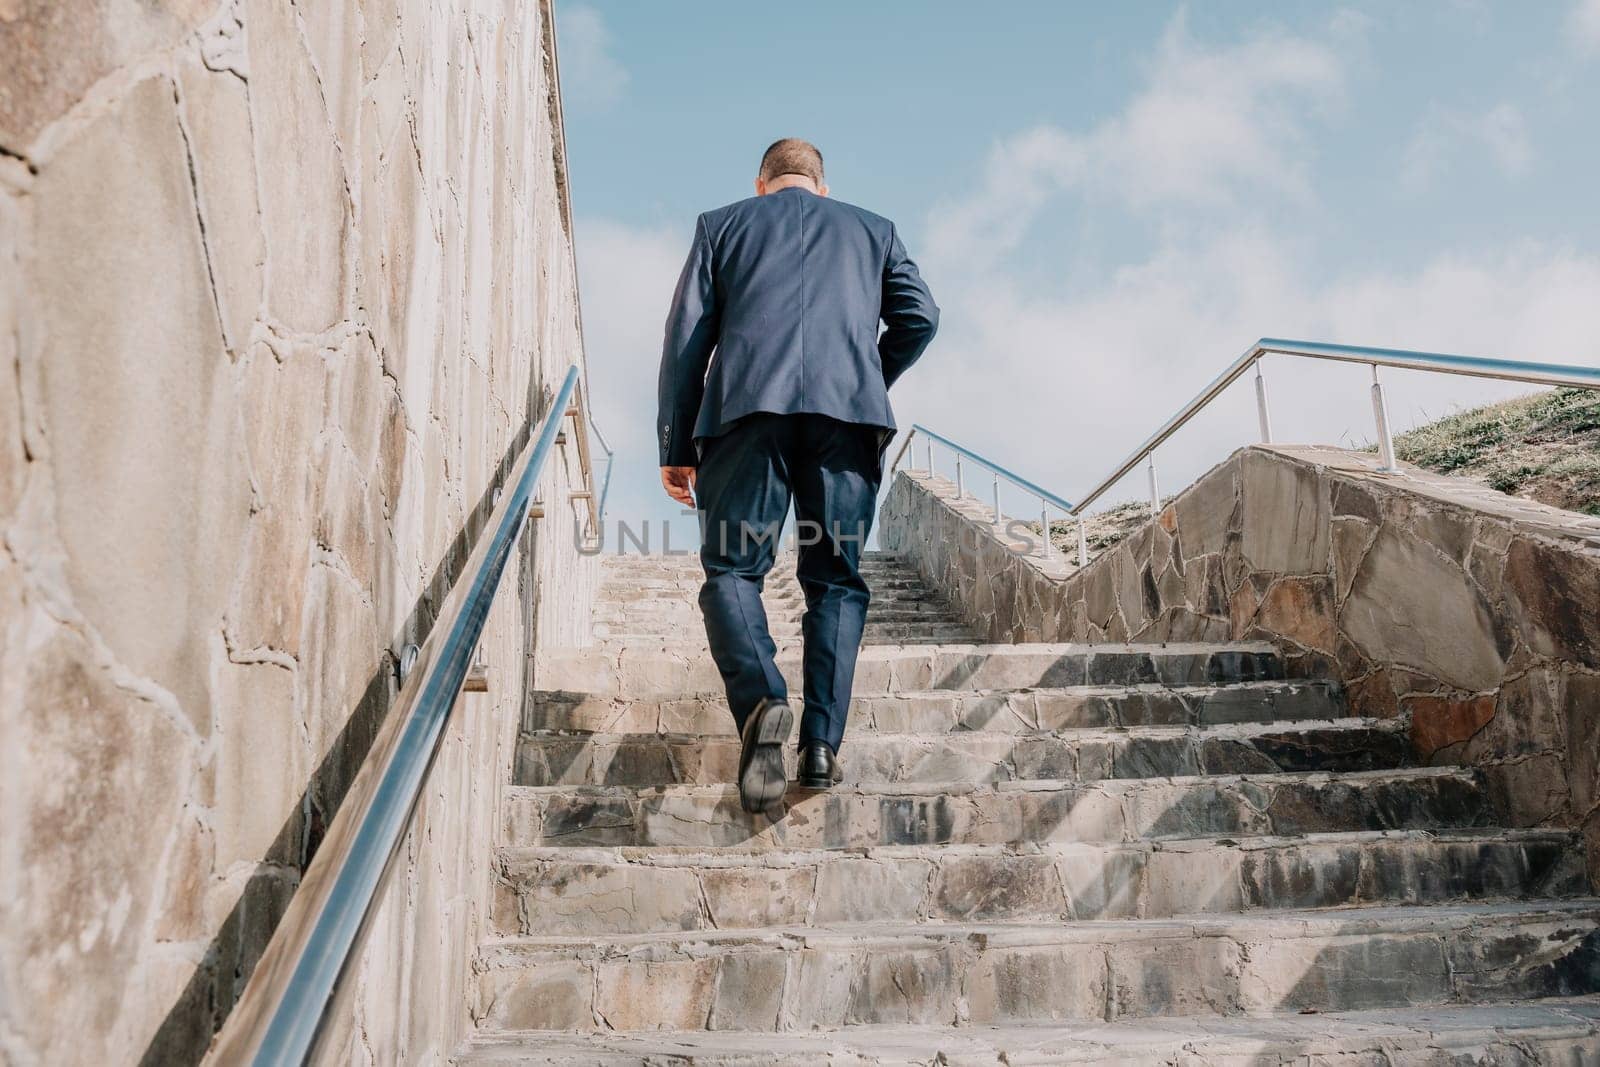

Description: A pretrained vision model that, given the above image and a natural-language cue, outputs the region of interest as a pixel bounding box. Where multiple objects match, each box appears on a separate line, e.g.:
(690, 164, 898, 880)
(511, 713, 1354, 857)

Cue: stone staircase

(459, 552, 1600, 1064)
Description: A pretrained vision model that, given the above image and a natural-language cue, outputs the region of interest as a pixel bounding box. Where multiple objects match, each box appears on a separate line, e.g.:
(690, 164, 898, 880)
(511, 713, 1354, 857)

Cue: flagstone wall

(0, 2, 596, 1062)
(883, 444, 1600, 876)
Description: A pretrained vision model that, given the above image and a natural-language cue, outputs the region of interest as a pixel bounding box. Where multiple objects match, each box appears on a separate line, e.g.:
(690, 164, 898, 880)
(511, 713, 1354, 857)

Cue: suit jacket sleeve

(878, 224, 939, 389)
(657, 214, 719, 466)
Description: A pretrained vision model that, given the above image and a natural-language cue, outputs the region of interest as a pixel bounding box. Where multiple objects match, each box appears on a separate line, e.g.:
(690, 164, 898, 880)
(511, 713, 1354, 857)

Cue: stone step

(537, 642, 1286, 701)
(599, 580, 948, 600)
(492, 829, 1588, 937)
(595, 598, 953, 620)
(502, 766, 1489, 850)
(521, 680, 1346, 737)
(588, 614, 966, 639)
(472, 901, 1600, 1033)
(514, 718, 1408, 788)
(599, 566, 922, 587)
(458, 997, 1600, 1064)
(594, 625, 985, 648)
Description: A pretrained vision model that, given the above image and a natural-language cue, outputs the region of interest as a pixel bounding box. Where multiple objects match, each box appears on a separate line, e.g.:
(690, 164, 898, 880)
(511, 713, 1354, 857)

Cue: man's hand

(661, 466, 697, 508)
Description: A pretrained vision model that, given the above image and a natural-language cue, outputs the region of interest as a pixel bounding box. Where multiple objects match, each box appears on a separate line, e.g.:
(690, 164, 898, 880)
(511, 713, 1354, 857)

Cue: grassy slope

(1046, 386, 1599, 562)
(1392, 386, 1600, 516)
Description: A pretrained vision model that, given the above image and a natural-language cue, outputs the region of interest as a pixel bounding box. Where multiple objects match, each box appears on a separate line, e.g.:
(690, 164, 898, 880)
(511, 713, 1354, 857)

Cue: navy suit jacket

(656, 186, 939, 467)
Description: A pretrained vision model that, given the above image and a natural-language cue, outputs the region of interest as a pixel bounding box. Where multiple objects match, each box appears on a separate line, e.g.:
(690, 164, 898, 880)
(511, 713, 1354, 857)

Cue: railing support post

(1040, 501, 1051, 559)
(1255, 358, 1273, 443)
(1147, 455, 1160, 514)
(992, 474, 1001, 526)
(1077, 518, 1088, 568)
(955, 456, 964, 498)
(1371, 365, 1398, 471)
(926, 437, 934, 475)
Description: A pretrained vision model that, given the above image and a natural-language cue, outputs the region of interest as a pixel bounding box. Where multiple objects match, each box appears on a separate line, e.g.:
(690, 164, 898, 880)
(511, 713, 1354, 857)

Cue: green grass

(1393, 387, 1600, 516)
(1041, 500, 1157, 560)
(1048, 387, 1598, 570)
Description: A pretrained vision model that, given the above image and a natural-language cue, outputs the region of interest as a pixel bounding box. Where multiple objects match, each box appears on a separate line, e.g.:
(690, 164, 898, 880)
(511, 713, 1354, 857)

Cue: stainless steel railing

(590, 414, 615, 528)
(889, 422, 1076, 558)
(207, 365, 585, 1066)
(893, 339, 1600, 567)
(561, 379, 613, 545)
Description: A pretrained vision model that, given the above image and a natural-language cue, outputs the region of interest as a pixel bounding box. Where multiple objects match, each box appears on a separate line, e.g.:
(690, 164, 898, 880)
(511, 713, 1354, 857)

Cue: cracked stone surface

(882, 444, 1600, 881)
(10, 3, 1600, 1059)
(1, 2, 596, 1063)
(462, 549, 1600, 1062)
(460, 1000, 1600, 1063)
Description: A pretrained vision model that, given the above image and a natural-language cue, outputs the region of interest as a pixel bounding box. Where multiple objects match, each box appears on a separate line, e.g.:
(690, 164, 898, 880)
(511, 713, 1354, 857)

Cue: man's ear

(754, 177, 767, 196)
(817, 183, 830, 198)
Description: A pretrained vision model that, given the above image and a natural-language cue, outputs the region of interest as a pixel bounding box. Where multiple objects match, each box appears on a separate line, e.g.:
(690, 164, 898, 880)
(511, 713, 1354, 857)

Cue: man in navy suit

(657, 138, 939, 812)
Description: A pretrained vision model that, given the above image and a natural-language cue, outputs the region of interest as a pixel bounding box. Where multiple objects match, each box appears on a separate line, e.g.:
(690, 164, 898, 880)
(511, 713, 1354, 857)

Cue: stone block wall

(0, 1, 596, 1063)
(882, 445, 1600, 875)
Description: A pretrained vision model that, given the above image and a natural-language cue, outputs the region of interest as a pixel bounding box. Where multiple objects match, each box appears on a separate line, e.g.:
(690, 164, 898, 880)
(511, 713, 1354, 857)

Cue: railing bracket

(395, 643, 420, 687)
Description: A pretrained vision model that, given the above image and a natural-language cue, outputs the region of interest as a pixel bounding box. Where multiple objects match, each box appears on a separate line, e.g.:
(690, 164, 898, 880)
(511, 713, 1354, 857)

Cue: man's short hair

(758, 138, 824, 185)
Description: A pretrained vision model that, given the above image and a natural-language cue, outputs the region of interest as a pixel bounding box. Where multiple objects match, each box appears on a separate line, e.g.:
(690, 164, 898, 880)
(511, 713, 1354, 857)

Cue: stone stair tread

(596, 597, 959, 611)
(490, 828, 1589, 934)
(597, 607, 960, 618)
(513, 717, 1412, 787)
(527, 679, 1341, 704)
(519, 715, 1402, 744)
(503, 766, 1489, 849)
(482, 898, 1600, 953)
(593, 615, 972, 627)
(486, 549, 1599, 1045)
(522, 680, 1348, 737)
(455, 996, 1600, 1064)
(562, 640, 1285, 655)
(498, 826, 1583, 864)
(590, 633, 984, 650)
(509, 764, 1471, 798)
(472, 901, 1600, 1031)
(540, 641, 1289, 699)
(596, 582, 935, 599)
(595, 627, 985, 645)
(593, 611, 955, 625)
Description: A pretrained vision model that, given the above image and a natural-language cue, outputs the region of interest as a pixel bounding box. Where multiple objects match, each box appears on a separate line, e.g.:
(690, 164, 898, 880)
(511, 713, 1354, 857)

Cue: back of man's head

(758, 138, 825, 185)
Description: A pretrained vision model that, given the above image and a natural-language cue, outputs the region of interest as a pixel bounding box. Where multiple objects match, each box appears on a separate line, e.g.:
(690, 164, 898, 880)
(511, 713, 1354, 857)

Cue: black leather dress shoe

(738, 697, 793, 813)
(797, 740, 843, 790)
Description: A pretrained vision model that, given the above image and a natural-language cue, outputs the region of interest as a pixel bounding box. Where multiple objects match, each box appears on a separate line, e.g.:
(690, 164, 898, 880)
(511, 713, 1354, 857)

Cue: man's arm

(878, 224, 939, 388)
(657, 214, 719, 482)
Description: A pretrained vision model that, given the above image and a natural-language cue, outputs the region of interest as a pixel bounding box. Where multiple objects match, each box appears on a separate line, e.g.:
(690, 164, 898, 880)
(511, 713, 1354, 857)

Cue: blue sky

(558, 1, 1600, 547)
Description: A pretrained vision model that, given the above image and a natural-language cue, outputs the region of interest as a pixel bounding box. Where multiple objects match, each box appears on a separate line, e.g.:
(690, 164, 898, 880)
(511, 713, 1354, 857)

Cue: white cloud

(575, 217, 697, 539)
(576, 217, 685, 454)
(558, 5, 628, 109)
(572, 12, 1600, 537)
(1401, 103, 1534, 191)
(927, 15, 1346, 273)
(901, 226, 1600, 515)
(1572, 0, 1600, 52)
(903, 14, 1594, 515)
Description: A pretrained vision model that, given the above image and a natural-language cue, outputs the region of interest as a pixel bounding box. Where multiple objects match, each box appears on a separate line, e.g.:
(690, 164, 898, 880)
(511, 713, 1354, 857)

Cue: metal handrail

(206, 366, 582, 1066)
(539, 0, 610, 544)
(898, 424, 1075, 512)
(564, 380, 612, 543)
(893, 339, 1600, 568)
(890, 423, 1075, 559)
(1073, 338, 1600, 522)
(590, 414, 615, 525)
